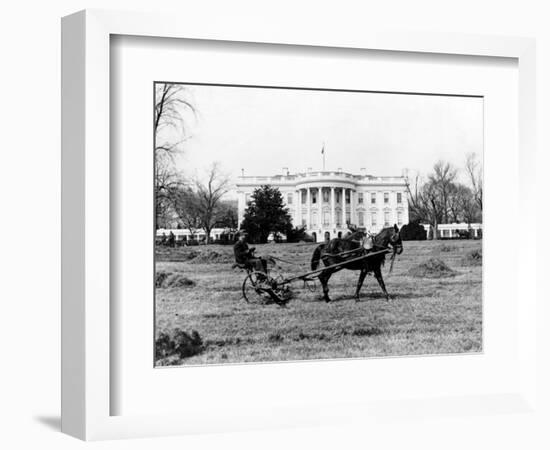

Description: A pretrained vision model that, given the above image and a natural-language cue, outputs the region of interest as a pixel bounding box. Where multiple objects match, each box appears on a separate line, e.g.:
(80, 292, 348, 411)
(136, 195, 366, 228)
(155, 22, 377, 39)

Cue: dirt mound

(181, 250, 200, 260)
(193, 249, 233, 264)
(462, 249, 482, 266)
(156, 271, 196, 288)
(155, 248, 199, 262)
(155, 328, 203, 361)
(156, 247, 234, 263)
(408, 258, 456, 278)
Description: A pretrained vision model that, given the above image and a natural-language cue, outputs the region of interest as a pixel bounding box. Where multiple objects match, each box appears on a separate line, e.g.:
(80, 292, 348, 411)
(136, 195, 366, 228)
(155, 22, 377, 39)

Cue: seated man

(233, 231, 267, 273)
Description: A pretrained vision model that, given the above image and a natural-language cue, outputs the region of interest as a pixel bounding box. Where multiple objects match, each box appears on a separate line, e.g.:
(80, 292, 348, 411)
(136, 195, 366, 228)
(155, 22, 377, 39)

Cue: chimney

(337, 167, 342, 172)
(282, 167, 289, 176)
(307, 167, 312, 173)
(241, 168, 245, 177)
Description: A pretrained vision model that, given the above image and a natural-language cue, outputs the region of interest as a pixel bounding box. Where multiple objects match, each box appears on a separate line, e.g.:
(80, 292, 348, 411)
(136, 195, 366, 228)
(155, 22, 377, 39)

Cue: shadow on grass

(305, 290, 429, 303)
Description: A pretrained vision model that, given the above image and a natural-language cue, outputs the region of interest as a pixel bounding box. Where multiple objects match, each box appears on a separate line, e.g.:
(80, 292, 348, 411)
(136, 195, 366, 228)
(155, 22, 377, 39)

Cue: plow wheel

(242, 272, 290, 306)
(242, 272, 275, 304)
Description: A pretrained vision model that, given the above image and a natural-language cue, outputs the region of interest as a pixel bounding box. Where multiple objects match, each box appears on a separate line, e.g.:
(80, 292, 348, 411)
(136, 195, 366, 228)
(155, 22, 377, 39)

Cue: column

(306, 187, 311, 229)
(296, 189, 301, 226)
(238, 191, 245, 227)
(349, 189, 357, 225)
(342, 188, 347, 227)
(331, 187, 335, 230)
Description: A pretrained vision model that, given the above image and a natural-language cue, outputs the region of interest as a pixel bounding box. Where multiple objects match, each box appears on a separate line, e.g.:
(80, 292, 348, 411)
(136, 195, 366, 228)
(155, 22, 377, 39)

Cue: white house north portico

(236, 170, 409, 242)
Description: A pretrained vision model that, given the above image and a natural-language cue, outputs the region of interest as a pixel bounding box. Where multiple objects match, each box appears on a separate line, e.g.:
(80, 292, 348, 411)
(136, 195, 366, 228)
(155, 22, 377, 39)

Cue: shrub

(400, 221, 427, 241)
(155, 328, 204, 360)
(286, 226, 308, 243)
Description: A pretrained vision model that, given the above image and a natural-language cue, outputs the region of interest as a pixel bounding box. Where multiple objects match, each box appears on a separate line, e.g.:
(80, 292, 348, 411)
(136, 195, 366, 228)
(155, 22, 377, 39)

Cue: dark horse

(310, 225, 403, 303)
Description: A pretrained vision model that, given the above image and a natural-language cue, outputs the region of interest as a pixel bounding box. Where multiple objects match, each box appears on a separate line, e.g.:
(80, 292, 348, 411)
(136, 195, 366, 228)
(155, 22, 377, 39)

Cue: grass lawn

(154, 239, 482, 366)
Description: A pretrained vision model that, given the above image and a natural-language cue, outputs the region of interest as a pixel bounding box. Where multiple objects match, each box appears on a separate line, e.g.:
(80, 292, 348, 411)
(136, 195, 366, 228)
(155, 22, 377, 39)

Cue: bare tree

(154, 83, 196, 228)
(155, 84, 196, 142)
(466, 153, 483, 212)
(404, 170, 428, 223)
(170, 163, 230, 243)
(214, 200, 239, 231)
(429, 161, 457, 224)
(406, 159, 481, 239)
(171, 187, 203, 238)
(155, 158, 184, 229)
(422, 181, 445, 239)
(405, 164, 453, 240)
(193, 163, 231, 243)
(448, 183, 480, 224)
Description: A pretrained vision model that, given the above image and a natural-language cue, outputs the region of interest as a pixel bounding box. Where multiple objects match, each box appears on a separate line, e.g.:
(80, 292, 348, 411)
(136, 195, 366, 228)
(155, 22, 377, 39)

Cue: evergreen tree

(240, 185, 293, 243)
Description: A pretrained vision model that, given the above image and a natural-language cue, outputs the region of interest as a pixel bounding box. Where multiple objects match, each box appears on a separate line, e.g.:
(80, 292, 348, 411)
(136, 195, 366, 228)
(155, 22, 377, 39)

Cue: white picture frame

(61, 9, 538, 441)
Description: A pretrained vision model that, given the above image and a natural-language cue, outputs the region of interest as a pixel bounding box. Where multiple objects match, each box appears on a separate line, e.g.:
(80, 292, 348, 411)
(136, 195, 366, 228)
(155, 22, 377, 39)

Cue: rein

(388, 250, 397, 274)
(268, 255, 301, 266)
(372, 229, 400, 275)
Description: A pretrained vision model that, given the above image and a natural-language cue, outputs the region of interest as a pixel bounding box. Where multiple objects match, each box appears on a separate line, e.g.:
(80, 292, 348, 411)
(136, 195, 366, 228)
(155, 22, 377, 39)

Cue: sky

(164, 84, 483, 195)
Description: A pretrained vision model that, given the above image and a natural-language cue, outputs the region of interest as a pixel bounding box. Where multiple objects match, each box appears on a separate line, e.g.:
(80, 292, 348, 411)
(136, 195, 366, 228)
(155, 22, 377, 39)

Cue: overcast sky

(168, 84, 483, 195)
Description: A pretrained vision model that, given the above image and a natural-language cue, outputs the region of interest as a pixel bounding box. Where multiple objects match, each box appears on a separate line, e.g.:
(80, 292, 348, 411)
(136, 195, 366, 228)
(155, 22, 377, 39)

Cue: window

(346, 212, 351, 224)
(397, 192, 402, 204)
(384, 211, 390, 226)
(245, 193, 251, 204)
(358, 212, 364, 226)
(346, 191, 350, 204)
(336, 192, 341, 203)
(323, 211, 330, 226)
(312, 190, 317, 204)
(397, 211, 403, 226)
(323, 189, 329, 203)
(312, 211, 318, 227)
(302, 190, 307, 204)
(371, 193, 376, 204)
(301, 213, 307, 227)
(287, 193, 293, 205)
(371, 212, 377, 226)
(384, 192, 389, 204)
(358, 193, 364, 204)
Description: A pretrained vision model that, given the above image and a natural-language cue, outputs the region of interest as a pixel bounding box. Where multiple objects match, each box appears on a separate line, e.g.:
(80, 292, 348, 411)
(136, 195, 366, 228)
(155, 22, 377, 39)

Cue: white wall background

(0, 1, 548, 449)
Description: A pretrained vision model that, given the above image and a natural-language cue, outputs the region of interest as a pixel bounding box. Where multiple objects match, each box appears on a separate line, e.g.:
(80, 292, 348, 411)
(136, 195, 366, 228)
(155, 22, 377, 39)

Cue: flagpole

(322, 141, 326, 170)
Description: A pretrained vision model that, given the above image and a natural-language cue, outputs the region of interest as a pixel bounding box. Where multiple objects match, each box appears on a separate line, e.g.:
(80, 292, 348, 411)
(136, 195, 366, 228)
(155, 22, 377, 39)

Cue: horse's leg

(354, 268, 368, 302)
(318, 270, 333, 303)
(373, 267, 390, 301)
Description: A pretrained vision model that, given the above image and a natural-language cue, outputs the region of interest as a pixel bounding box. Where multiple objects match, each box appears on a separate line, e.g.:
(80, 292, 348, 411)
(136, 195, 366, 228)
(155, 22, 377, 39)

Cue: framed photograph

(62, 9, 538, 441)
(152, 82, 483, 367)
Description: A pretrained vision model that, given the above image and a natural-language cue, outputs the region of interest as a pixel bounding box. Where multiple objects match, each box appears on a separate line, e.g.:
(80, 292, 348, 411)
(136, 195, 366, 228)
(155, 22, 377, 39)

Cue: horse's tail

(311, 244, 325, 270)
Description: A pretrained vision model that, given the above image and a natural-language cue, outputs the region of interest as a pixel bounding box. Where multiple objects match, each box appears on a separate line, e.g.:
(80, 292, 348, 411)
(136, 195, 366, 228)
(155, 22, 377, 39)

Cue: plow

(236, 247, 393, 306)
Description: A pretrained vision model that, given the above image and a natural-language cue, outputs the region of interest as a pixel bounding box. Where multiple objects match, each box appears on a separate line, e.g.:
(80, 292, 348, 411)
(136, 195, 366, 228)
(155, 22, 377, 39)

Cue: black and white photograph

(154, 82, 483, 366)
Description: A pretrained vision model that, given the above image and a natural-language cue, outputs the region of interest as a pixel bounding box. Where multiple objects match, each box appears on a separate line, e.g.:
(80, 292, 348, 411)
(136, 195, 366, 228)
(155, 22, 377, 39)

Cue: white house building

(236, 169, 409, 242)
